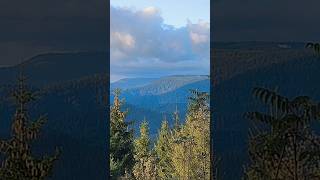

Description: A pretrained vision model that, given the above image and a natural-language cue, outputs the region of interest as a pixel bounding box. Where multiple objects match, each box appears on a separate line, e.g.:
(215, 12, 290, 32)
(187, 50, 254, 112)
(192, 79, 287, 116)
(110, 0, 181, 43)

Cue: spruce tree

(110, 89, 134, 178)
(171, 90, 210, 180)
(0, 75, 60, 180)
(171, 126, 196, 179)
(155, 120, 174, 179)
(133, 120, 157, 179)
(173, 105, 180, 131)
(186, 90, 210, 179)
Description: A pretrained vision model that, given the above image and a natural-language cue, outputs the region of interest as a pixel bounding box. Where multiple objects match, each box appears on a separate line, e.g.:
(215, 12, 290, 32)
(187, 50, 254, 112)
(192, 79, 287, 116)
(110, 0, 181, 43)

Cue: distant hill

(124, 75, 209, 96)
(110, 77, 157, 91)
(212, 42, 314, 84)
(213, 41, 306, 50)
(111, 75, 210, 135)
(111, 75, 209, 106)
(0, 52, 108, 87)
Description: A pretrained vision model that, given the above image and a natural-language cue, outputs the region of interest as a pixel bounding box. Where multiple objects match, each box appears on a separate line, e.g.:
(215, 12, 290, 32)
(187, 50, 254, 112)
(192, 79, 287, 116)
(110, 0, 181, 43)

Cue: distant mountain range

(0, 52, 108, 86)
(110, 75, 210, 134)
(212, 42, 313, 84)
(110, 78, 157, 90)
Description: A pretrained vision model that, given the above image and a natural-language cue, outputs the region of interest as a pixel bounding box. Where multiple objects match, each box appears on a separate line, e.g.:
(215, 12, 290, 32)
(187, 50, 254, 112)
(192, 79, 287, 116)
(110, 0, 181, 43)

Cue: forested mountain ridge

(213, 42, 314, 84)
(0, 52, 108, 86)
(122, 75, 209, 96)
(110, 75, 210, 134)
(111, 75, 209, 106)
(110, 78, 157, 90)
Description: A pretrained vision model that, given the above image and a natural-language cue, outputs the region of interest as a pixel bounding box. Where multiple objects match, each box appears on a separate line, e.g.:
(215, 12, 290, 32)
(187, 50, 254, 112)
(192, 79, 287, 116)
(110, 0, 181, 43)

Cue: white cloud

(110, 6, 210, 79)
(141, 6, 160, 16)
(188, 20, 210, 45)
(111, 32, 135, 49)
(190, 32, 208, 44)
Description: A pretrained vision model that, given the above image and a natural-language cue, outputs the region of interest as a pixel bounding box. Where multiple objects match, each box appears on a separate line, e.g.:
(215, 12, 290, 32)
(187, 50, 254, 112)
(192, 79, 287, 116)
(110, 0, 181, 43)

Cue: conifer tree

(133, 120, 157, 179)
(187, 90, 210, 179)
(155, 120, 174, 179)
(173, 105, 180, 131)
(171, 126, 196, 179)
(0, 75, 60, 180)
(143, 151, 158, 180)
(110, 89, 134, 178)
(171, 90, 210, 180)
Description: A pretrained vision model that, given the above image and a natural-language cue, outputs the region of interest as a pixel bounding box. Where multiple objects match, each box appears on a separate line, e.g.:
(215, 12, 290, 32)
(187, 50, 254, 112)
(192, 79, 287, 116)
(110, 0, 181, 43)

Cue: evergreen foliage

(133, 120, 157, 180)
(155, 120, 174, 179)
(110, 89, 135, 179)
(0, 76, 60, 180)
(110, 89, 211, 179)
(170, 90, 210, 179)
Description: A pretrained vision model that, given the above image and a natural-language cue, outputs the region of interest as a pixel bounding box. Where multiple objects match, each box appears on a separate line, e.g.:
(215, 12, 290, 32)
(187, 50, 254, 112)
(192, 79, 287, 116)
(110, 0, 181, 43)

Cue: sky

(3, 0, 318, 79)
(110, 0, 210, 82)
(0, 0, 107, 67)
(214, 0, 320, 42)
(111, 0, 210, 28)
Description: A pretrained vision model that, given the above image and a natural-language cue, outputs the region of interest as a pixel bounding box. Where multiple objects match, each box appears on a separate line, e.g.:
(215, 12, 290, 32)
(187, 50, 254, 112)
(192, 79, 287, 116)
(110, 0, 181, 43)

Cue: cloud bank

(110, 6, 210, 82)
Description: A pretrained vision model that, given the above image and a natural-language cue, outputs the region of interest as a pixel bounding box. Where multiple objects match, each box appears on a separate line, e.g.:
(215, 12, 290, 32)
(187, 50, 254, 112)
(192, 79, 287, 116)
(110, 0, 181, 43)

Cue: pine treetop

(0, 75, 60, 179)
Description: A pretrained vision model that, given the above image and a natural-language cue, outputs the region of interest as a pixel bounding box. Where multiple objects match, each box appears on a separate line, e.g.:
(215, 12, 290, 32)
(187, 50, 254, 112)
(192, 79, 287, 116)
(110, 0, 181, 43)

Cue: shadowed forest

(214, 42, 320, 179)
(0, 76, 60, 179)
(0, 74, 108, 179)
(0, 53, 108, 180)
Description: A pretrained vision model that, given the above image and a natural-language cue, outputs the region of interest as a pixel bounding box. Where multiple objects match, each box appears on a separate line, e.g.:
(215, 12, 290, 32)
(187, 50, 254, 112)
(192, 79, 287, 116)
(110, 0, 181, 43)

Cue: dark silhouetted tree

(0, 76, 60, 180)
(244, 87, 320, 180)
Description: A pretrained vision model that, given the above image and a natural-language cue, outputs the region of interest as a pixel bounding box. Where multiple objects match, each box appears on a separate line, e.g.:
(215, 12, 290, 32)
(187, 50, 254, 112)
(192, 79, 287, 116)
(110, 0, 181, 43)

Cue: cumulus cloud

(110, 6, 210, 81)
(141, 7, 160, 16)
(111, 32, 136, 50)
(188, 20, 210, 44)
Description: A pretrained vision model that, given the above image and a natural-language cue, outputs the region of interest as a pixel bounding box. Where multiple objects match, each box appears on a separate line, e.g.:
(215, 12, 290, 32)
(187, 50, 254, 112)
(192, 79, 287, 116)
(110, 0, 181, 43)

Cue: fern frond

(245, 112, 276, 125)
(252, 87, 289, 113)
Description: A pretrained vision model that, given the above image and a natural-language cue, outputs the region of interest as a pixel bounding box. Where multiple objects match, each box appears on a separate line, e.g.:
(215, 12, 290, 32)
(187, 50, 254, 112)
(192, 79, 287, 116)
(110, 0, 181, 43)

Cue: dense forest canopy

(110, 89, 210, 179)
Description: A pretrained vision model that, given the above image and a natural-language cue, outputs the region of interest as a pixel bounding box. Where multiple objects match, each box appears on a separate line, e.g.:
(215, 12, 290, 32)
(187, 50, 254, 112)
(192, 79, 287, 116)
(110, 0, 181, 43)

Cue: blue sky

(111, 0, 210, 28)
(110, 0, 210, 82)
